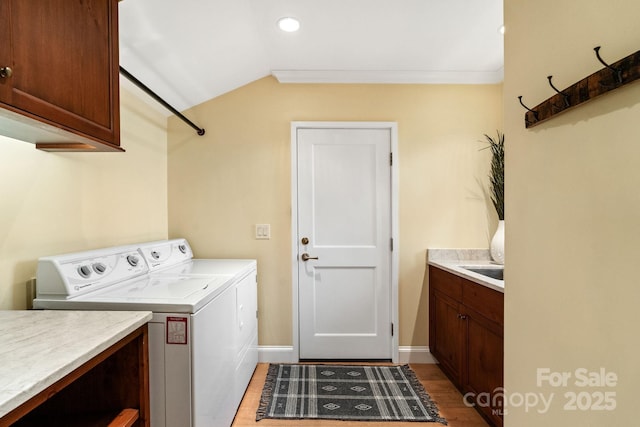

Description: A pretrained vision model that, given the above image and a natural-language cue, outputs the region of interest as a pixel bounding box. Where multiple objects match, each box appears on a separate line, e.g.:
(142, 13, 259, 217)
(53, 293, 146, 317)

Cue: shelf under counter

(0, 310, 151, 427)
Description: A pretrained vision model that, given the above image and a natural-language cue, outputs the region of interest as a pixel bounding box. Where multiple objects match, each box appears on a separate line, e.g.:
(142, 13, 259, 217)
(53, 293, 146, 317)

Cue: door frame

(290, 121, 399, 363)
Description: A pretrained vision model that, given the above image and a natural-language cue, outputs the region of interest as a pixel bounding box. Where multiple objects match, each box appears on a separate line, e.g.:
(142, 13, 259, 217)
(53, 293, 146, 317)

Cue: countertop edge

(0, 310, 152, 419)
(428, 259, 505, 293)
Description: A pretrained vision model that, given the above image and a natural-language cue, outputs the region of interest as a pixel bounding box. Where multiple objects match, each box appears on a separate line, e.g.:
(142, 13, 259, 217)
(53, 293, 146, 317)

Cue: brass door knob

(0, 67, 12, 78)
(301, 253, 318, 261)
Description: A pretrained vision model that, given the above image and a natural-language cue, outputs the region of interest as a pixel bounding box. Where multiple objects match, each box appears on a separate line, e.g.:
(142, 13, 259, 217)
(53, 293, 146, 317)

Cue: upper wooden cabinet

(0, 0, 122, 152)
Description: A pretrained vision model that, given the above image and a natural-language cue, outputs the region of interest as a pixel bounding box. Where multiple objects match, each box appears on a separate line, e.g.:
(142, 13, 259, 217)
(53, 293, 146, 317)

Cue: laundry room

(2, 1, 640, 426)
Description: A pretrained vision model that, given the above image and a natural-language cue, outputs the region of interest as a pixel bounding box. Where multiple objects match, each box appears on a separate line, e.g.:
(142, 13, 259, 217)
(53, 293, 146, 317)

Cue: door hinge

(391, 323, 394, 337)
(390, 152, 393, 166)
(390, 238, 394, 251)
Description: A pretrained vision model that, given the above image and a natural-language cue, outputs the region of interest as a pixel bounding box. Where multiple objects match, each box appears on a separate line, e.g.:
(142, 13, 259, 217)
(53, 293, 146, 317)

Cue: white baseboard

(258, 346, 295, 363)
(258, 345, 437, 364)
(398, 346, 437, 364)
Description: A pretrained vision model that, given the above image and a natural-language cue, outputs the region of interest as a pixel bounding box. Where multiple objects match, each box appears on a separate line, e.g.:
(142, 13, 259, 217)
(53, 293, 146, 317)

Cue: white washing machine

(33, 240, 257, 427)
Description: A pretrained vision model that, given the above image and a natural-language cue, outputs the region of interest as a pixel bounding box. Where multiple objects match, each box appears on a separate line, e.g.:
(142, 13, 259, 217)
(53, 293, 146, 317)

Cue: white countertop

(427, 248, 504, 293)
(0, 310, 152, 418)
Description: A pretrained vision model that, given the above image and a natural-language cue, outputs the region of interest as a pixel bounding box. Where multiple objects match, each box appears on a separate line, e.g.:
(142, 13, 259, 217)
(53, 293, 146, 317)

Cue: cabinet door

(431, 290, 463, 386)
(464, 308, 504, 426)
(5, 0, 120, 148)
(0, 1, 11, 103)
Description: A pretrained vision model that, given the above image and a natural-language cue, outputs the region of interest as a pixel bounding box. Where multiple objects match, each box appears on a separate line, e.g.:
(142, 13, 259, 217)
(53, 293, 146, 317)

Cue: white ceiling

(119, 0, 504, 114)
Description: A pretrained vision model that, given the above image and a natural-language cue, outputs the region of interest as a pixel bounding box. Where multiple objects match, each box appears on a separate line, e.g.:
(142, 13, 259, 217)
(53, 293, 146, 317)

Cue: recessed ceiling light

(278, 17, 300, 33)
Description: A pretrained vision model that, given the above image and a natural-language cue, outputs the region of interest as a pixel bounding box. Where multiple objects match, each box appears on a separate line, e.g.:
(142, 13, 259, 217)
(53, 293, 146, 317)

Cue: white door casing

(291, 122, 399, 361)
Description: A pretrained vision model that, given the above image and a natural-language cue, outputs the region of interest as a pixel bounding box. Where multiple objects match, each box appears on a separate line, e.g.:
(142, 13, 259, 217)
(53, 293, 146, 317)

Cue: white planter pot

(490, 220, 505, 265)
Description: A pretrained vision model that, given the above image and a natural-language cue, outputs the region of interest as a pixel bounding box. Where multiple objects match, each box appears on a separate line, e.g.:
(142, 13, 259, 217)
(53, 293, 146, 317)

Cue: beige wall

(168, 77, 503, 346)
(0, 88, 169, 309)
(504, 0, 640, 424)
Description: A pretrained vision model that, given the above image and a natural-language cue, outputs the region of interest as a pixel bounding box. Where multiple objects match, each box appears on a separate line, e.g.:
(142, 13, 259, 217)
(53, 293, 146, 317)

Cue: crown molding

(272, 68, 504, 85)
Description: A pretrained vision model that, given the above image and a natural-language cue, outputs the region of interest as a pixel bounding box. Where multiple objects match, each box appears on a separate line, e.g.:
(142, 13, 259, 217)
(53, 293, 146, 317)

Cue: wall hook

(522, 47, 640, 128)
(594, 46, 623, 83)
(547, 75, 571, 109)
(518, 96, 538, 123)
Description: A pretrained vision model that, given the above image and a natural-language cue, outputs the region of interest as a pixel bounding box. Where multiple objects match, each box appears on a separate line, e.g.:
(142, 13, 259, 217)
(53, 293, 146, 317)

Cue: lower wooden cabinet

(432, 289, 463, 384)
(429, 265, 504, 426)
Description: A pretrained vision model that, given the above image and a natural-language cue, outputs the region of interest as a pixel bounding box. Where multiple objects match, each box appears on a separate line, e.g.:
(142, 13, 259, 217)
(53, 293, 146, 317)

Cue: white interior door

(295, 124, 394, 359)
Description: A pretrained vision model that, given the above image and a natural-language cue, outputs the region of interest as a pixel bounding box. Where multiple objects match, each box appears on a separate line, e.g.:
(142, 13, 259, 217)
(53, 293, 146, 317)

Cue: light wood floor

(231, 363, 489, 427)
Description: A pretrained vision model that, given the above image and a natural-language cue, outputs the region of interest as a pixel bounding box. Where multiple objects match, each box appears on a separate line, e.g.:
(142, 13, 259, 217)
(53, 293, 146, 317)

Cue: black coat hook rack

(518, 46, 640, 128)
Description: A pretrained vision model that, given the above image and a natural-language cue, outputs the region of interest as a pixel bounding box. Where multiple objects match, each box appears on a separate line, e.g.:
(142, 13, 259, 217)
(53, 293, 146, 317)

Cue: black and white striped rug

(256, 364, 447, 423)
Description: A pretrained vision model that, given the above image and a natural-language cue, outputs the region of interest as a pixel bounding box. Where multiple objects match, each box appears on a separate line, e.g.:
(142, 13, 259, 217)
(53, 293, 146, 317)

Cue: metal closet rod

(119, 66, 205, 136)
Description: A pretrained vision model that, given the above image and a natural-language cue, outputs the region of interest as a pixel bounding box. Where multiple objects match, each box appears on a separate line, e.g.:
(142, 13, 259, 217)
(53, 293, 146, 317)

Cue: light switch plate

(255, 224, 271, 240)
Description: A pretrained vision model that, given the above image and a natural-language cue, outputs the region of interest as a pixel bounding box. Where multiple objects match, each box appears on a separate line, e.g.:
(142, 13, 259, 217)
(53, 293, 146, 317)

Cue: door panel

(312, 143, 377, 246)
(297, 126, 392, 359)
(312, 267, 377, 334)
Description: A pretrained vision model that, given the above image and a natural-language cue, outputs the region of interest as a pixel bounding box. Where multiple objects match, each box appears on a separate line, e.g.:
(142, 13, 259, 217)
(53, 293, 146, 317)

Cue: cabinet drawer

(462, 280, 503, 325)
(429, 265, 462, 300)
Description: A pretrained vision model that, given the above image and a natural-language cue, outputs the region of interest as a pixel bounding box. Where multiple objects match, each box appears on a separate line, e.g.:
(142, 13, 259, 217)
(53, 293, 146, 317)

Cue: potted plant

(483, 131, 504, 264)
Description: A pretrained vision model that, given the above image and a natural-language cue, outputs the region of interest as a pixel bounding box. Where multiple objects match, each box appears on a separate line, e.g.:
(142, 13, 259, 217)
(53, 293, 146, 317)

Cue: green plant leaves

(482, 131, 504, 220)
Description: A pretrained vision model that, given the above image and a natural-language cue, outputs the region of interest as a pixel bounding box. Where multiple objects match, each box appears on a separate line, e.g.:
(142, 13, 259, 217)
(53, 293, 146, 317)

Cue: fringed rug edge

(255, 363, 280, 421)
(399, 364, 448, 425)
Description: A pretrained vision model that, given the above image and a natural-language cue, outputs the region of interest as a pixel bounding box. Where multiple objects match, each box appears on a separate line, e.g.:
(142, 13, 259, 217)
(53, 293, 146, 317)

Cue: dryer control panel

(138, 238, 193, 272)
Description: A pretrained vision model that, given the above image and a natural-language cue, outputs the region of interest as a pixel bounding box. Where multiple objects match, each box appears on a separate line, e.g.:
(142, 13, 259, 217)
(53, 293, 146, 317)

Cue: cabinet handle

(0, 67, 12, 78)
(458, 314, 468, 320)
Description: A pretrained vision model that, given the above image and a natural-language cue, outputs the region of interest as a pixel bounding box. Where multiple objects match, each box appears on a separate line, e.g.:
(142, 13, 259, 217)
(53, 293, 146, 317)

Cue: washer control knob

(93, 262, 107, 274)
(78, 265, 92, 278)
(151, 251, 160, 260)
(178, 244, 187, 254)
(127, 255, 140, 267)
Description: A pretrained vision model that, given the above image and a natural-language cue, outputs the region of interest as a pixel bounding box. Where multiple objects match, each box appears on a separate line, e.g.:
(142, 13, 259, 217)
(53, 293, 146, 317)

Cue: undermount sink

(462, 266, 504, 281)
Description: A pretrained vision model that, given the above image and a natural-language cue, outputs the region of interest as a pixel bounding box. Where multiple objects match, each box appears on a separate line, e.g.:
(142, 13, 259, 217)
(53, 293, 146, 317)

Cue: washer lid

(83, 275, 231, 301)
